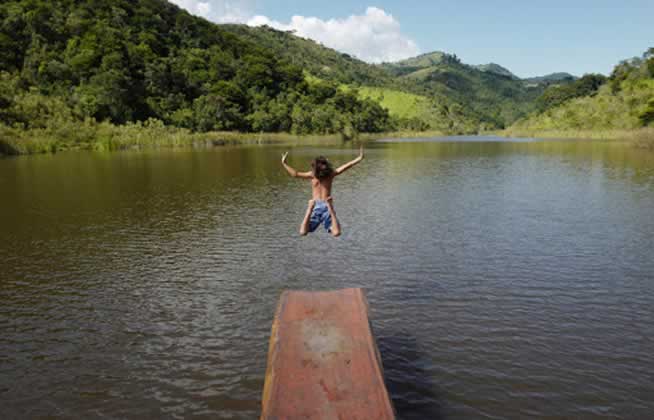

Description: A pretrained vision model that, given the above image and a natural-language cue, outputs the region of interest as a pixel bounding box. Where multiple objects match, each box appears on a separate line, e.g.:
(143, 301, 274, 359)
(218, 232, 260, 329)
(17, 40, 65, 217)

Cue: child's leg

(325, 197, 341, 237)
(299, 199, 316, 236)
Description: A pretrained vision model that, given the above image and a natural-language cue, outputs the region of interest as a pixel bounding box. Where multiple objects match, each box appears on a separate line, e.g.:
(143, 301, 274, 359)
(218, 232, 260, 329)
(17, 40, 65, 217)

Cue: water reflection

(379, 331, 446, 420)
(1, 139, 654, 419)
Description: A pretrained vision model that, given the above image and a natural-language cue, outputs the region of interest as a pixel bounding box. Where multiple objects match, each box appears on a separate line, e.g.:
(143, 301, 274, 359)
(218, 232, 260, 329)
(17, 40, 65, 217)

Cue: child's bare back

(311, 176, 333, 201)
(282, 146, 364, 237)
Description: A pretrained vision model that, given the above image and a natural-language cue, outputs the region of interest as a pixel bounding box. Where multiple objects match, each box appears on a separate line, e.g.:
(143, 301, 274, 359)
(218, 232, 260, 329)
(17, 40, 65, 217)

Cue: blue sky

(171, 0, 654, 78)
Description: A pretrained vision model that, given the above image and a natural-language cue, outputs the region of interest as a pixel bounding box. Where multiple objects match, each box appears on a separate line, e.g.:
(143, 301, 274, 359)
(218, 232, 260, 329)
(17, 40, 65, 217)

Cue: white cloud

(247, 7, 420, 63)
(196, 2, 211, 16)
(169, 2, 420, 63)
(168, 0, 254, 23)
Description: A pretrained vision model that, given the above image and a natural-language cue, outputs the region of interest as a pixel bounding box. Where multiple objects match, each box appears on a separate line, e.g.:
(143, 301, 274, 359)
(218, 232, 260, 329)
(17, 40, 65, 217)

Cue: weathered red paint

(261, 288, 395, 420)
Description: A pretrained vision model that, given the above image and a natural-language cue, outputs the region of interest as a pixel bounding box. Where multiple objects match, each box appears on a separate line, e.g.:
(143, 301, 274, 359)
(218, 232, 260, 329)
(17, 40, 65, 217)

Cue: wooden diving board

(261, 288, 395, 419)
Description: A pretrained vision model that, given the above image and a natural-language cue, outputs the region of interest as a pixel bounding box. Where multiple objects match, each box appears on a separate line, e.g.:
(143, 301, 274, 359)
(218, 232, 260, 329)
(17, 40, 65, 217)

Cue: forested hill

(508, 49, 654, 135)
(380, 52, 571, 128)
(220, 24, 393, 87)
(213, 26, 575, 130)
(219, 26, 482, 131)
(0, 0, 393, 135)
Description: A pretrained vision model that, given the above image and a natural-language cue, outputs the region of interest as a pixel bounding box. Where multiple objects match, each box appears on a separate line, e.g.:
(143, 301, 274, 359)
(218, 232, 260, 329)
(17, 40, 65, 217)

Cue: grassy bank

(499, 127, 654, 150)
(0, 119, 449, 156)
(0, 120, 347, 156)
(360, 130, 447, 139)
(500, 70, 654, 151)
(5, 120, 652, 157)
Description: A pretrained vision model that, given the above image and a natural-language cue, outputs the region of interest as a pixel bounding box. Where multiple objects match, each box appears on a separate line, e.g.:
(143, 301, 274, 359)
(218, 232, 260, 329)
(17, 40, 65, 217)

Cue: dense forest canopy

(534, 73, 608, 113)
(0, 0, 391, 135)
(220, 24, 393, 87)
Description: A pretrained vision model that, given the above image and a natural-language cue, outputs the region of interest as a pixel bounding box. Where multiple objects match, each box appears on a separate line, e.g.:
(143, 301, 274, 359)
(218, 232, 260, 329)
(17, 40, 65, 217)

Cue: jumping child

(281, 146, 364, 237)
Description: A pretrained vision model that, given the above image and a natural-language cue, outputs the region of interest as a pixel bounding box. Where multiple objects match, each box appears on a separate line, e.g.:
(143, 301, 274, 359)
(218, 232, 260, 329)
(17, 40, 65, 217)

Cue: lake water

(2, 138, 654, 419)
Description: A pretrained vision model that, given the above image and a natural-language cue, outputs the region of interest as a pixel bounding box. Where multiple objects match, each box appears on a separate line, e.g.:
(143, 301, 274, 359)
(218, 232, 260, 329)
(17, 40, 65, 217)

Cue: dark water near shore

(2, 138, 654, 419)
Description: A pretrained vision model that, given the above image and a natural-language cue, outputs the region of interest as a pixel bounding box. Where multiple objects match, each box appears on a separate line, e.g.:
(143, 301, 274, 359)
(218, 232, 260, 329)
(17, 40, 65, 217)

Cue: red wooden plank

(261, 288, 395, 420)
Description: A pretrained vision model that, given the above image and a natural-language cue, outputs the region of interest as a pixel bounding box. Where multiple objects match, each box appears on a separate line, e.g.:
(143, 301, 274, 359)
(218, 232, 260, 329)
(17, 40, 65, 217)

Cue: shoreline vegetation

(0, 119, 450, 156)
(500, 51, 654, 151)
(499, 127, 654, 150)
(2, 119, 653, 157)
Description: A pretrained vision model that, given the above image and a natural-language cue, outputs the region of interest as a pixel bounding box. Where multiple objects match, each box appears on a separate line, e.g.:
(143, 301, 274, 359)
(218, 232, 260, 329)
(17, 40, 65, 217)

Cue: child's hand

(281, 152, 289, 164)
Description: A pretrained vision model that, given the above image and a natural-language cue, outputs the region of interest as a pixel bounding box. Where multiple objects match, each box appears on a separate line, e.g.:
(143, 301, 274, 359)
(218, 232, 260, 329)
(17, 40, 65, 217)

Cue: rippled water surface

(2, 139, 654, 419)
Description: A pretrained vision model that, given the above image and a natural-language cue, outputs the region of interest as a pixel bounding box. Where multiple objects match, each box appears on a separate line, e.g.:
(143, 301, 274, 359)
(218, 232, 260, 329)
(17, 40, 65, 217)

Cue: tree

(535, 74, 606, 113)
(644, 47, 654, 78)
(192, 94, 243, 132)
(74, 69, 132, 123)
(639, 100, 654, 126)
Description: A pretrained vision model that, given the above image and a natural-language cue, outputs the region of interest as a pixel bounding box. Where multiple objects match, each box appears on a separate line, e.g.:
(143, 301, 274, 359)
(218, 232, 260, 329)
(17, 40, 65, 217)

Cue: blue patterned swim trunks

(308, 200, 332, 233)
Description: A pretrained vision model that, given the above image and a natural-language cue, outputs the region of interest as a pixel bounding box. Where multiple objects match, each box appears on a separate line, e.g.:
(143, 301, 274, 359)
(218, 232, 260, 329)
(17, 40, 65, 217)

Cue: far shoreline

(0, 121, 450, 156)
(2, 122, 653, 157)
(496, 127, 654, 150)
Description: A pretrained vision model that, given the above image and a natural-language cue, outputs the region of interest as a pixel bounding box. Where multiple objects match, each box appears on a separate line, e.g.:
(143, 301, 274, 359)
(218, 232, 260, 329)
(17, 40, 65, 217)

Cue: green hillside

(381, 51, 447, 74)
(474, 63, 518, 79)
(356, 87, 434, 120)
(344, 86, 479, 133)
(209, 26, 489, 133)
(383, 52, 547, 128)
(506, 49, 654, 145)
(220, 24, 392, 86)
(523, 72, 577, 87)
(217, 30, 554, 131)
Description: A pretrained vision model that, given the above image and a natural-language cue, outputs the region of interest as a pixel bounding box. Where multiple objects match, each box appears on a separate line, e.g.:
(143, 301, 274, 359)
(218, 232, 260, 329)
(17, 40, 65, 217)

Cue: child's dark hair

(311, 156, 333, 180)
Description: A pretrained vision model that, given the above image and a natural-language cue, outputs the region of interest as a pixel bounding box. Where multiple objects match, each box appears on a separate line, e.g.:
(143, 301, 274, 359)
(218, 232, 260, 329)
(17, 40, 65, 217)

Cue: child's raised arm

(281, 152, 313, 179)
(334, 145, 364, 176)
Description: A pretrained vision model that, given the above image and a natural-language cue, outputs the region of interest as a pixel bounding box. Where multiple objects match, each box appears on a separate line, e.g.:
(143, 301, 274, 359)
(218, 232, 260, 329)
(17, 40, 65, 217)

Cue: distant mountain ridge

(385, 51, 448, 68)
(378, 51, 573, 127)
(508, 51, 654, 135)
(523, 72, 577, 86)
(473, 63, 518, 79)
(388, 50, 575, 85)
